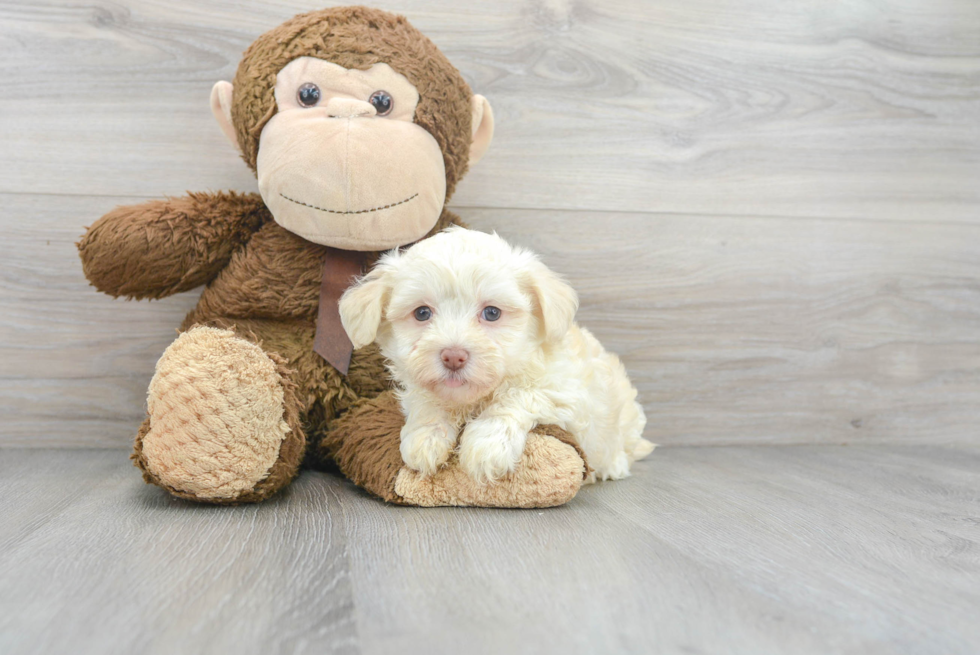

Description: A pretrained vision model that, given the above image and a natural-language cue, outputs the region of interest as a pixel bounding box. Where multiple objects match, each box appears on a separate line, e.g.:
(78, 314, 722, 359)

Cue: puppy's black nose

(440, 348, 468, 371)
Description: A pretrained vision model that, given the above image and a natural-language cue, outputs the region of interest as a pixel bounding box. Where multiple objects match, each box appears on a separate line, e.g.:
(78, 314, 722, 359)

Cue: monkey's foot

(323, 392, 588, 508)
(134, 326, 304, 503)
(395, 428, 586, 508)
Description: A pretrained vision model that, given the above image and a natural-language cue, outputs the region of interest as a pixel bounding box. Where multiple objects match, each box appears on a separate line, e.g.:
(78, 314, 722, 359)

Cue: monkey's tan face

(255, 57, 447, 251)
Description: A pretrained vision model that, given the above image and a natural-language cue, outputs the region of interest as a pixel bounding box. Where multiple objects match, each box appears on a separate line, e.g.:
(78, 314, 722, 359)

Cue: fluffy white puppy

(339, 227, 654, 483)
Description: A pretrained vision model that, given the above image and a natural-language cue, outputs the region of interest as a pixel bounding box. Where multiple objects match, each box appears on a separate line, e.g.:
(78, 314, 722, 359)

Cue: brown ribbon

(313, 247, 367, 376)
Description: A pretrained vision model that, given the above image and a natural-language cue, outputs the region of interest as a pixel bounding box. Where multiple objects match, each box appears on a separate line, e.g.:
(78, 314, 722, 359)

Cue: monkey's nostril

(440, 348, 468, 371)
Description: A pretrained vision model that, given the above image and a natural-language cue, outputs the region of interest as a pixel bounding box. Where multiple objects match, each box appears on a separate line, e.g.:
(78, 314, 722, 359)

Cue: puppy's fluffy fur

(339, 227, 654, 483)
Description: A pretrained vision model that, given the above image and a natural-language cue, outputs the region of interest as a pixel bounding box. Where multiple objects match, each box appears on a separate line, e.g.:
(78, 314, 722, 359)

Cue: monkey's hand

(78, 191, 267, 300)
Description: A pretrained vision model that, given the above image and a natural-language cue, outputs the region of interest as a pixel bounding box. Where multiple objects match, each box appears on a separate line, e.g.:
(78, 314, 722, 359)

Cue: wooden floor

(1, 446, 978, 655)
(2, 0, 980, 653)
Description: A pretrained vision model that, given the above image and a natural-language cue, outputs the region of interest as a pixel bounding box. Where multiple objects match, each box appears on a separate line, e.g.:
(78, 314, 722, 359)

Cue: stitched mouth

(280, 192, 419, 215)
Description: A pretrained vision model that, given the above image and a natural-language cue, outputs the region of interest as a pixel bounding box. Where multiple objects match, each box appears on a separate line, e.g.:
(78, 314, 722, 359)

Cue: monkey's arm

(78, 191, 268, 300)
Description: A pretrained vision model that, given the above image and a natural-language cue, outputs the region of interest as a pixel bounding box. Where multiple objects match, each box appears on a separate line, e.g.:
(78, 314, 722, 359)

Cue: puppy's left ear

(524, 261, 579, 342)
(339, 266, 391, 349)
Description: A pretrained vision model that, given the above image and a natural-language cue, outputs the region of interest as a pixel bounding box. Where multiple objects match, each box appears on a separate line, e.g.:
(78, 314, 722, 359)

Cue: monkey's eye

(414, 306, 432, 322)
(297, 83, 321, 107)
(369, 90, 393, 116)
(481, 306, 502, 322)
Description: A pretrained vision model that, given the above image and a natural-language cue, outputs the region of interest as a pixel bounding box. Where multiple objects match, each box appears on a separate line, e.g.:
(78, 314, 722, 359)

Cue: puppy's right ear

(339, 266, 390, 349)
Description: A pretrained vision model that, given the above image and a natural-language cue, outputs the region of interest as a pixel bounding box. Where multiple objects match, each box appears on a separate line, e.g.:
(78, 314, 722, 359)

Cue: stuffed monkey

(78, 6, 588, 506)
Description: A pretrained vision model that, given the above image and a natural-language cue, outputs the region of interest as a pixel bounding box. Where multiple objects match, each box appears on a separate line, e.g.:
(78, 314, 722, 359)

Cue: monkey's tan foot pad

(138, 327, 292, 501)
(394, 433, 586, 508)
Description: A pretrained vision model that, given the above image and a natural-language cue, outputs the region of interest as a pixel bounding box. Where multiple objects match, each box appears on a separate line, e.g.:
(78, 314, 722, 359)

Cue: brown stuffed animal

(77, 6, 588, 507)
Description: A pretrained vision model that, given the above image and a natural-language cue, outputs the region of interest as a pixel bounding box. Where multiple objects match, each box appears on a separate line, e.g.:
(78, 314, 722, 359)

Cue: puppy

(339, 227, 654, 483)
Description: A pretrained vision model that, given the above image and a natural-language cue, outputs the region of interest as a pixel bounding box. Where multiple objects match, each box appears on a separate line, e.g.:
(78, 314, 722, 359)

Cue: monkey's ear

(210, 81, 241, 154)
(469, 94, 494, 167)
(339, 267, 391, 349)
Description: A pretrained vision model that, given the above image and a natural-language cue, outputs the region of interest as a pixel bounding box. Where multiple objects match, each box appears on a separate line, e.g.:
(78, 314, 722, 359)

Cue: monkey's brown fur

(78, 6, 586, 505)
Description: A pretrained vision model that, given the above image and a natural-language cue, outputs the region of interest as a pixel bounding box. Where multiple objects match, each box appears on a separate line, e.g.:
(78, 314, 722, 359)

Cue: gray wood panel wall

(1, 0, 978, 447)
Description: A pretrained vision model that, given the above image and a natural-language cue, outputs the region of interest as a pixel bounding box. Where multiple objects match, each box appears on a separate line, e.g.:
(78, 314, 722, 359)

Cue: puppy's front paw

(400, 422, 456, 476)
(458, 418, 527, 483)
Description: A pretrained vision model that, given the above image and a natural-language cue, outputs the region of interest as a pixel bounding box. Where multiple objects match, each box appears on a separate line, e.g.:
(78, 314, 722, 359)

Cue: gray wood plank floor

(1, 447, 977, 655)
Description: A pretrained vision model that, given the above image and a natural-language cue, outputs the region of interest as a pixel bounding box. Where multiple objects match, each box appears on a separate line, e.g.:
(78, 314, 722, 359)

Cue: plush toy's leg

(321, 391, 590, 508)
(134, 320, 587, 508)
(133, 325, 306, 504)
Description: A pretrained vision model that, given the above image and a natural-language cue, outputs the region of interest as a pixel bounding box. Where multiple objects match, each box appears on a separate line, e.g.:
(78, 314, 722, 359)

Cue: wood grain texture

(0, 193, 200, 445)
(480, 208, 980, 446)
(0, 0, 977, 220)
(0, 449, 359, 655)
(1, 446, 977, 654)
(1, 0, 978, 446)
(3, 3, 978, 653)
(3, 193, 978, 447)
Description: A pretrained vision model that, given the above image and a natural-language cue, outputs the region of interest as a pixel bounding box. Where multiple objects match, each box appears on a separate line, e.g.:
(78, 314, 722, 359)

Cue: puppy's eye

(481, 306, 502, 322)
(369, 90, 393, 116)
(298, 83, 321, 107)
(414, 306, 432, 321)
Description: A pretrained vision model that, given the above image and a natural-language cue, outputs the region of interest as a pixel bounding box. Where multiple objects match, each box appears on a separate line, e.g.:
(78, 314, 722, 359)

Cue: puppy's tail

(621, 399, 655, 462)
(632, 439, 656, 461)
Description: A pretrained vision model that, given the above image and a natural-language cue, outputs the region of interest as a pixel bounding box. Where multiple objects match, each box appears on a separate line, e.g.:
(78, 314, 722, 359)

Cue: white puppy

(339, 227, 654, 483)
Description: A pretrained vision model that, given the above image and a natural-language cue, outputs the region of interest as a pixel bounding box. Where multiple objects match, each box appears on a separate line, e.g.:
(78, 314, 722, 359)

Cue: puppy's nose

(440, 347, 469, 371)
